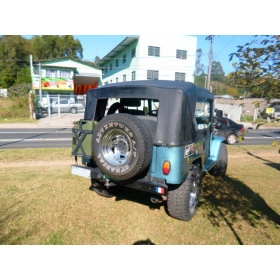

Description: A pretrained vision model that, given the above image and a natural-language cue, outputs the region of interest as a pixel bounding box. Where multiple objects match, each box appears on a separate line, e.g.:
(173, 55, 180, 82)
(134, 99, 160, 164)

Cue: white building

(98, 35, 197, 85)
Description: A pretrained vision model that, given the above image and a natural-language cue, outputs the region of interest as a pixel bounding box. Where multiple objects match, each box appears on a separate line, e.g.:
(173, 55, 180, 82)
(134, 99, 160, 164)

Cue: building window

(110, 63, 112, 71)
(115, 59, 118, 68)
(147, 70, 159, 80)
(60, 70, 72, 79)
(46, 69, 58, 78)
(116, 77, 118, 83)
(131, 71, 136, 81)
(175, 72, 186, 81)
(131, 48, 136, 58)
(34, 67, 39, 75)
(176, 49, 187, 59)
(104, 67, 107, 73)
(123, 74, 126, 82)
(123, 54, 126, 63)
(148, 46, 160, 57)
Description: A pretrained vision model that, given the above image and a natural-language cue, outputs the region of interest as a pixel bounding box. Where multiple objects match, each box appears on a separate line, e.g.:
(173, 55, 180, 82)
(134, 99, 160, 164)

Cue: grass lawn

(0, 145, 279, 245)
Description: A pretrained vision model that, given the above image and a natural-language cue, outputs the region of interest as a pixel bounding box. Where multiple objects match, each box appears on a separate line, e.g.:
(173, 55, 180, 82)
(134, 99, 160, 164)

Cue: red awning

(74, 75, 99, 94)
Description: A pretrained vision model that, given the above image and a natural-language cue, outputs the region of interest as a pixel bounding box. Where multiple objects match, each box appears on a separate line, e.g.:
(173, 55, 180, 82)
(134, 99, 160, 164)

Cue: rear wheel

(226, 133, 236, 144)
(167, 164, 202, 221)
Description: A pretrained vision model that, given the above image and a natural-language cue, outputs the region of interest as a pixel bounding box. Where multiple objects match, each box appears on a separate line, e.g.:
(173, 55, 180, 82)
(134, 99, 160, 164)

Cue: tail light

(162, 161, 171, 175)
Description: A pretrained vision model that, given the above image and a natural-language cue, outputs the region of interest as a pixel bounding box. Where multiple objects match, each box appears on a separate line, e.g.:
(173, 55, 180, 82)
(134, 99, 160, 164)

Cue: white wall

(43, 60, 102, 76)
(137, 35, 197, 82)
(102, 35, 197, 84)
(215, 104, 241, 121)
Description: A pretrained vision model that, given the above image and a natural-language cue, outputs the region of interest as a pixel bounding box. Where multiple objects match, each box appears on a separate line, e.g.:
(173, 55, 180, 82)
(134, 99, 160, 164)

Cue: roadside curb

(0, 119, 277, 130)
(0, 114, 83, 129)
(240, 122, 278, 130)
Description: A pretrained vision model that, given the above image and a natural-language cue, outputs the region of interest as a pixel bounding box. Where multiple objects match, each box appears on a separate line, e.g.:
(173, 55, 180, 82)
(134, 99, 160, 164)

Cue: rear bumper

(71, 165, 168, 196)
(72, 165, 103, 179)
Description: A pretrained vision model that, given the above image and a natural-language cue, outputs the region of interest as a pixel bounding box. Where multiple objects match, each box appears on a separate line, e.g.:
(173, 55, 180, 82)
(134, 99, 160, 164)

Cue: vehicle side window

(216, 118, 227, 128)
(275, 105, 280, 112)
(195, 99, 211, 130)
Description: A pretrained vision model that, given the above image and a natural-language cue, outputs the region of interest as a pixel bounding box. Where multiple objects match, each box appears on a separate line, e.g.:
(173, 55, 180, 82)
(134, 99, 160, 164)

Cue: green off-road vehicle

(71, 80, 228, 221)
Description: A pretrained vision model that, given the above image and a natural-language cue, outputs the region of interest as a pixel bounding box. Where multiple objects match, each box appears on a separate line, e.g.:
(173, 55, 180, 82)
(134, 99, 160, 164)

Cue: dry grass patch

(0, 146, 279, 245)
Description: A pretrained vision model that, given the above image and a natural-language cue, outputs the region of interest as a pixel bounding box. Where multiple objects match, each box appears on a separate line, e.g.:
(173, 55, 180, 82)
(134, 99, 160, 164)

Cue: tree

(57, 35, 83, 59)
(31, 35, 60, 59)
(228, 35, 280, 99)
(16, 67, 32, 84)
(194, 73, 207, 88)
(31, 35, 83, 60)
(0, 68, 16, 88)
(0, 35, 85, 89)
(195, 48, 205, 76)
(0, 35, 31, 88)
(94, 56, 101, 64)
(211, 61, 225, 82)
(8, 82, 31, 98)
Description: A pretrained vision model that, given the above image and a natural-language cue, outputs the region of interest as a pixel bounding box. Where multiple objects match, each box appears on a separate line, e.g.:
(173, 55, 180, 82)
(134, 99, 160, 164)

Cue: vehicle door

(195, 99, 212, 162)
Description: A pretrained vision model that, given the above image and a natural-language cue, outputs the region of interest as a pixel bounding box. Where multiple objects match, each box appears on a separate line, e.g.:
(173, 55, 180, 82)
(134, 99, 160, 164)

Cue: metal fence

(35, 93, 86, 118)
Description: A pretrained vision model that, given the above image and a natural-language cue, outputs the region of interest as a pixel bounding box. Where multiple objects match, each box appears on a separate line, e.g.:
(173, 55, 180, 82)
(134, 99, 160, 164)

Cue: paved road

(0, 114, 79, 149)
(236, 128, 280, 146)
(0, 128, 72, 149)
(0, 127, 279, 149)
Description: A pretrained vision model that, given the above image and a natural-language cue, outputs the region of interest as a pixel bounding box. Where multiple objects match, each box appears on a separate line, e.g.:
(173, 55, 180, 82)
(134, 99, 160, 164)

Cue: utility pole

(29, 54, 35, 119)
(29, 54, 33, 81)
(206, 35, 214, 91)
(204, 75, 208, 88)
(39, 62, 42, 103)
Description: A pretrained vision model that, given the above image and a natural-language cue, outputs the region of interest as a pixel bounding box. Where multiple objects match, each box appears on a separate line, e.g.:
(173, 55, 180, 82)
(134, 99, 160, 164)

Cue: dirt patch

(0, 160, 74, 168)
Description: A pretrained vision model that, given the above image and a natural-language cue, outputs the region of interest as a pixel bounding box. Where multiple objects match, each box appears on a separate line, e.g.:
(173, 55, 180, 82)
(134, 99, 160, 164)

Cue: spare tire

(92, 113, 153, 180)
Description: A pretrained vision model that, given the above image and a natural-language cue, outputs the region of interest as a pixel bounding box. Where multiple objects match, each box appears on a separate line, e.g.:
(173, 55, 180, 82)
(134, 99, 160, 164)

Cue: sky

(20, 34, 266, 76)
(72, 35, 266, 75)
(2, 1, 276, 77)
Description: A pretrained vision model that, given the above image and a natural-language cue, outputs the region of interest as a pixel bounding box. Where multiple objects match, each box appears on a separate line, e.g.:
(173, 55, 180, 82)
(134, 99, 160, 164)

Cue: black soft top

(84, 80, 214, 146)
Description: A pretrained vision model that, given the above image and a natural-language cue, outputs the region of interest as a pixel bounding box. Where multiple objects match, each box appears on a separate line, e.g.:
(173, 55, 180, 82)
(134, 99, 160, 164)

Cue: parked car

(213, 116, 246, 144)
(50, 99, 84, 114)
(39, 98, 84, 114)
